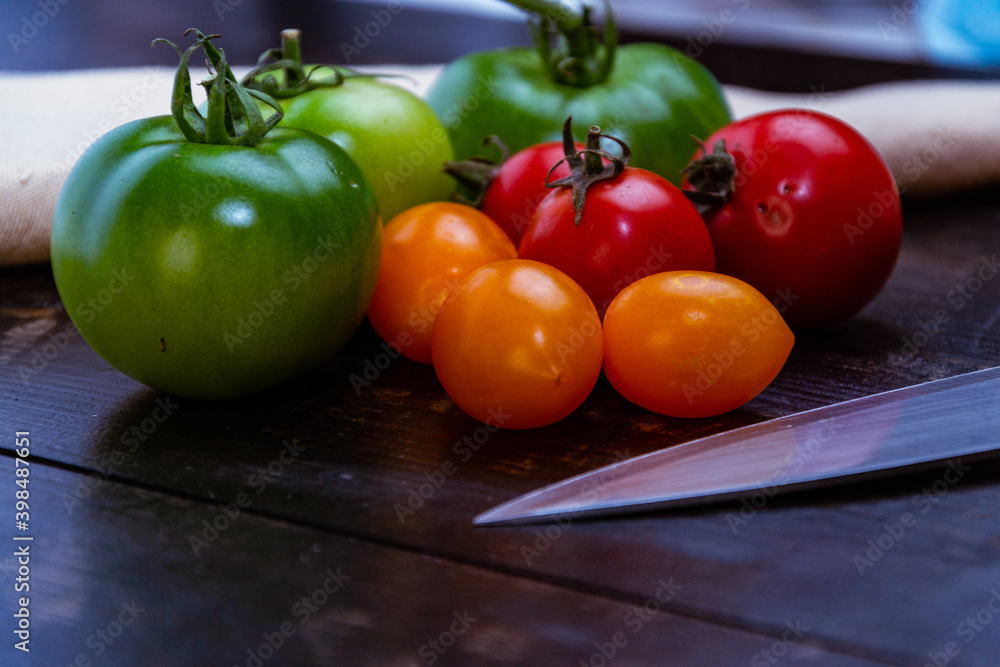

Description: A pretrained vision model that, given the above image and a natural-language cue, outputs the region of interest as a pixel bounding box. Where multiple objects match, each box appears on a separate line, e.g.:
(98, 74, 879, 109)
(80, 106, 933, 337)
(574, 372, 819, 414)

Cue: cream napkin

(2, 65, 999, 266)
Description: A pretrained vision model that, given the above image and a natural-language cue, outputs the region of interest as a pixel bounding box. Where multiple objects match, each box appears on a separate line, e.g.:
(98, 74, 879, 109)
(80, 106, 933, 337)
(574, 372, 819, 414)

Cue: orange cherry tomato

(366, 202, 517, 363)
(603, 271, 794, 418)
(431, 259, 603, 429)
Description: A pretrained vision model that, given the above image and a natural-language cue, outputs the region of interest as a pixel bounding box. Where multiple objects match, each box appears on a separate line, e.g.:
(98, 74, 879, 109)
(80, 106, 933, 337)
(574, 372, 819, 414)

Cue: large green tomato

(50, 32, 382, 400)
(425, 1, 731, 184)
(243, 30, 456, 222)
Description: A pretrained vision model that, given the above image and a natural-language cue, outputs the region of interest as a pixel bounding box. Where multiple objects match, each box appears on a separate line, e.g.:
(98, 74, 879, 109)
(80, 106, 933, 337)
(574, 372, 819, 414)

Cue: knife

(474, 367, 1000, 526)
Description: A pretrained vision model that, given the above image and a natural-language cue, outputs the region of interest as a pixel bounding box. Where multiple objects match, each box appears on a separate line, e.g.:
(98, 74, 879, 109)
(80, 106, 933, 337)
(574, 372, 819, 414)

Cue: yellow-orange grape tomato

(366, 202, 517, 363)
(603, 271, 794, 418)
(431, 260, 603, 429)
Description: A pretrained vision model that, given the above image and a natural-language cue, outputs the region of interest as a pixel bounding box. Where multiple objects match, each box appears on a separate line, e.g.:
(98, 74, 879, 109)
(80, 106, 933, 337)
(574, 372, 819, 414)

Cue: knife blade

(474, 367, 1000, 526)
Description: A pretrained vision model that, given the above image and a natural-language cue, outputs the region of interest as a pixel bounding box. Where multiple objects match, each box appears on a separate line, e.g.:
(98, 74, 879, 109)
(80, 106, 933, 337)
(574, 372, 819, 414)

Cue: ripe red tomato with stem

(443, 136, 584, 246)
(518, 117, 715, 316)
(682, 109, 903, 329)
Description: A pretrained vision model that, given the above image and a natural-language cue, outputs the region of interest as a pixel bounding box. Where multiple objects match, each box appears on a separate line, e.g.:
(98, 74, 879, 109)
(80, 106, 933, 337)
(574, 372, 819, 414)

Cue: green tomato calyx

(441, 135, 511, 208)
(506, 0, 618, 87)
(545, 116, 630, 226)
(241, 29, 376, 99)
(153, 29, 283, 147)
(681, 138, 738, 214)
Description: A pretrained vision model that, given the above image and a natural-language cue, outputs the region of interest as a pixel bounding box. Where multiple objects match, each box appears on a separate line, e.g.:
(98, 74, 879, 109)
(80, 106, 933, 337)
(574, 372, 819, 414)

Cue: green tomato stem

(241, 29, 354, 99)
(504, 0, 586, 33)
(280, 28, 304, 87)
(153, 29, 283, 147)
(503, 0, 617, 87)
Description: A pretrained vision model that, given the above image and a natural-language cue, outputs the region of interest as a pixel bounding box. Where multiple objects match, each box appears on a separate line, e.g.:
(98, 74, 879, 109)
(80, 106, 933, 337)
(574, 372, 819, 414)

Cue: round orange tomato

(366, 202, 517, 363)
(603, 271, 794, 418)
(431, 259, 603, 429)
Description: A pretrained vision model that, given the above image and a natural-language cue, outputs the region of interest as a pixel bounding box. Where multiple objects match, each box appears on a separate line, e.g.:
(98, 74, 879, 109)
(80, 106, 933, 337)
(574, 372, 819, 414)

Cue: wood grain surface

(3, 186, 1000, 666)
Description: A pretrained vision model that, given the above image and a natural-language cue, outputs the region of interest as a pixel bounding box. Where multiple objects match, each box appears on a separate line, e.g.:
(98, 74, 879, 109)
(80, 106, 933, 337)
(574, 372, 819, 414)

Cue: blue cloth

(919, 0, 1000, 68)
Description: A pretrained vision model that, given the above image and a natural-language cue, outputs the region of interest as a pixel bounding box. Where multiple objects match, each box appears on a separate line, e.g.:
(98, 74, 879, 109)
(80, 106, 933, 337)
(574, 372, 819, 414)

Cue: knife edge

(474, 367, 1000, 526)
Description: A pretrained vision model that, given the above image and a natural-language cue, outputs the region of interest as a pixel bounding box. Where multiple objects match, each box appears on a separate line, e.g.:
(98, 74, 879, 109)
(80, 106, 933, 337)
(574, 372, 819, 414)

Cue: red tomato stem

(681, 137, 738, 214)
(545, 116, 631, 225)
(441, 135, 511, 206)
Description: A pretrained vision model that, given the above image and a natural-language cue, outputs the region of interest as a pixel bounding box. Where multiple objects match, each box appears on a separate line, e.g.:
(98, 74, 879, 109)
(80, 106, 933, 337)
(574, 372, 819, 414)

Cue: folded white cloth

(2, 65, 999, 265)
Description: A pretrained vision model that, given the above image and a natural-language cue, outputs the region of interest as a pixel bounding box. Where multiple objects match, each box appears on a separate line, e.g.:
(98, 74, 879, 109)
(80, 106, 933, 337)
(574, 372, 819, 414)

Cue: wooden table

(4, 8, 1000, 657)
(3, 186, 1000, 666)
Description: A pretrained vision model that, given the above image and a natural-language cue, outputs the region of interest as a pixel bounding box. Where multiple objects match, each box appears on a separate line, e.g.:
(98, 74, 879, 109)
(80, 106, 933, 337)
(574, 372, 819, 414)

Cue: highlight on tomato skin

(430, 259, 604, 430)
(365, 202, 517, 364)
(602, 270, 795, 419)
(682, 109, 903, 330)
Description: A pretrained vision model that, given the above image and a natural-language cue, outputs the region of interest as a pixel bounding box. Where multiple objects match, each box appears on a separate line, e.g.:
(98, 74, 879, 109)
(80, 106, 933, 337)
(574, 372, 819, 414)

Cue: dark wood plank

(1, 459, 885, 666)
(4, 190, 1000, 665)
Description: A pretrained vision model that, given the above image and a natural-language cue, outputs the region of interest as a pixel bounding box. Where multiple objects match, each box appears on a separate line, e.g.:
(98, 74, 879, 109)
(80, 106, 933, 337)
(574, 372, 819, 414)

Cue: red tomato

(431, 259, 603, 429)
(478, 140, 582, 245)
(366, 202, 517, 364)
(519, 164, 715, 316)
(603, 271, 794, 418)
(682, 109, 902, 329)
